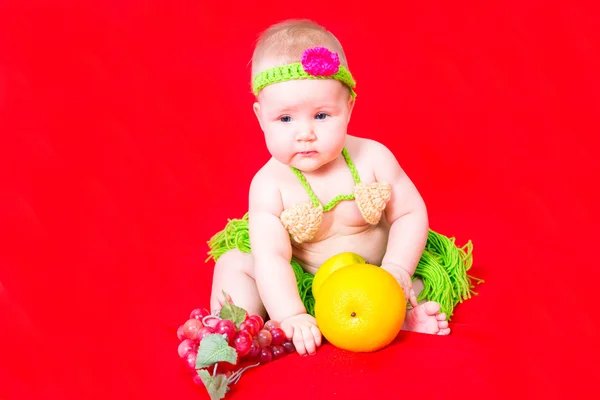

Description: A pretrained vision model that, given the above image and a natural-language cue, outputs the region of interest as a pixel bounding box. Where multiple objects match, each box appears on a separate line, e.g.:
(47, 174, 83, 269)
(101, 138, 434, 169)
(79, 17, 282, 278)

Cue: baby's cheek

(318, 130, 346, 156)
(266, 135, 294, 163)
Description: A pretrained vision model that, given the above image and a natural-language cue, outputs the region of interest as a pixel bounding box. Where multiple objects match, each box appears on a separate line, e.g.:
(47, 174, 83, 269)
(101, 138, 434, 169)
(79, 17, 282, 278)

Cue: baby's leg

(210, 249, 265, 318)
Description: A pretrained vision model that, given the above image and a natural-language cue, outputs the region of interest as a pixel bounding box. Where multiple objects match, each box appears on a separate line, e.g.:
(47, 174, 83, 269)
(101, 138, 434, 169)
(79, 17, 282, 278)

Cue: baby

(207, 19, 462, 356)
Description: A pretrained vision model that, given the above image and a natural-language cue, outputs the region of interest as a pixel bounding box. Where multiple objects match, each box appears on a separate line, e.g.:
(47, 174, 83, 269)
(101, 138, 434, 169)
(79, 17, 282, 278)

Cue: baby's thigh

(213, 249, 255, 278)
(210, 249, 264, 314)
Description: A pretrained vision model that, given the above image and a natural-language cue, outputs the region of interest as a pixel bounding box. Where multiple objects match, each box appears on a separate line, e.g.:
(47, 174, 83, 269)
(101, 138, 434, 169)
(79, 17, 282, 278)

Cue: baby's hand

(280, 313, 322, 356)
(393, 267, 419, 308)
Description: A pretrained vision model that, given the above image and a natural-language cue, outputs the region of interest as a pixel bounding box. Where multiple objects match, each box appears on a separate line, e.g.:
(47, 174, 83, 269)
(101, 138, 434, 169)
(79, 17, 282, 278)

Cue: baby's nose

(296, 124, 316, 141)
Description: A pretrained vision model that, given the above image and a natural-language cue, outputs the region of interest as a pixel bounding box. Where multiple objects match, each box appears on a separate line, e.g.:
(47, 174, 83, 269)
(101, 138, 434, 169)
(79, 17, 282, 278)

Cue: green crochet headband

(252, 46, 357, 98)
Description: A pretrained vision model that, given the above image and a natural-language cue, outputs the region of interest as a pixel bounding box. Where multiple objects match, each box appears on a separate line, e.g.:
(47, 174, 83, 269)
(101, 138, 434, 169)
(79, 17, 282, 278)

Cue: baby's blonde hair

(251, 19, 349, 79)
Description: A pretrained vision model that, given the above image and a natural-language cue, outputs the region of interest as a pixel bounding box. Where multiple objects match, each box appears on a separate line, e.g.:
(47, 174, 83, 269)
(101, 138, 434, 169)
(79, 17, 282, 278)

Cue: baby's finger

(301, 325, 317, 355)
(292, 328, 307, 356)
(310, 324, 322, 348)
(409, 288, 419, 307)
(401, 285, 415, 307)
(280, 323, 294, 341)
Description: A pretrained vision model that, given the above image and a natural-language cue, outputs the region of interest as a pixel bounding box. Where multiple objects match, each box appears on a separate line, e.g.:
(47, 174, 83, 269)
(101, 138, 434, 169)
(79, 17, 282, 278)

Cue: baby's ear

(253, 101, 263, 129)
(347, 96, 356, 122)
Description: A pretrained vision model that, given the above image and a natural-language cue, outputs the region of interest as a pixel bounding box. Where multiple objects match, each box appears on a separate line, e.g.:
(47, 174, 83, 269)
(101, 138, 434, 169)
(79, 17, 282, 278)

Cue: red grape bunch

(176, 293, 296, 398)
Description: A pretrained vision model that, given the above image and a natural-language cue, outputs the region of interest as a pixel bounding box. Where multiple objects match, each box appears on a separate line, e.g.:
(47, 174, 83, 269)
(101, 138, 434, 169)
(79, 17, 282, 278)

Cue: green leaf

(218, 290, 247, 327)
(196, 334, 238, 369)
(198, 370, 229, 400)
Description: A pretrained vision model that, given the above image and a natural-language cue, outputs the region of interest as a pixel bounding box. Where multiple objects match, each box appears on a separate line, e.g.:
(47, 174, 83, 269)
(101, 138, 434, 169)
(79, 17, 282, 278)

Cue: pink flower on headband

(301, 46, 340, 76)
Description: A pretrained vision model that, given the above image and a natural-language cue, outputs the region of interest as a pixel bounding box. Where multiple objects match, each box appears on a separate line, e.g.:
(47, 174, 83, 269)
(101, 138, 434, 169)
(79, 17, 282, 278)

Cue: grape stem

(213, 363, 218, 377)
(202, 314, 222, 326)
(227, 362, 261, 385)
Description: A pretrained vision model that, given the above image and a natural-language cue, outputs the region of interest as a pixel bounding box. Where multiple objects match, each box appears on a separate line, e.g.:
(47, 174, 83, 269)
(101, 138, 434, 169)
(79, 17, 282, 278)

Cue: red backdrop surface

(1, 1, 599, 399)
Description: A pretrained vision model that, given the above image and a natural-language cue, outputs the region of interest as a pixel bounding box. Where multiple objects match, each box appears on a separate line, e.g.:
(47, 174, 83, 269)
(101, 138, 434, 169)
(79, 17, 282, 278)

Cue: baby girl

(207, 19, 476, 356)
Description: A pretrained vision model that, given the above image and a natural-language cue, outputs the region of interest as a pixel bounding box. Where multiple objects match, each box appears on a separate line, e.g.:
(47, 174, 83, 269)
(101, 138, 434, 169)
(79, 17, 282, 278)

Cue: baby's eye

(315, 113, 328, 120)
(280, 116, 292, 123)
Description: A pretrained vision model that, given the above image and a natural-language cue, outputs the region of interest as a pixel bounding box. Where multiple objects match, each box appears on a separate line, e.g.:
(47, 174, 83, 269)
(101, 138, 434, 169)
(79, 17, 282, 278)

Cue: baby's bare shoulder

(346, 135, 398, 165)
(251, 158, 289, 187)
(249, 158, 292, 208)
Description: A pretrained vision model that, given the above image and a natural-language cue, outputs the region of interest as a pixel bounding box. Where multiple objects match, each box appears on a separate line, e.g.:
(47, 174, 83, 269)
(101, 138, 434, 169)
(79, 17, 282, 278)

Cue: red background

(1, 1, 599, 399)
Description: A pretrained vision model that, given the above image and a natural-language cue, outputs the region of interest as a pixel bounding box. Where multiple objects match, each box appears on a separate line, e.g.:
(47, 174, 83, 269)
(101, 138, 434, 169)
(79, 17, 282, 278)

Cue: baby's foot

(402, 301, 450, 335)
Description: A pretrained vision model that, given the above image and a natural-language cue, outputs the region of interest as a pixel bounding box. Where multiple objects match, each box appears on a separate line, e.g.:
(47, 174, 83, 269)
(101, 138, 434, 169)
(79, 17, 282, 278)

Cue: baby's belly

(291, 223, 390, 274)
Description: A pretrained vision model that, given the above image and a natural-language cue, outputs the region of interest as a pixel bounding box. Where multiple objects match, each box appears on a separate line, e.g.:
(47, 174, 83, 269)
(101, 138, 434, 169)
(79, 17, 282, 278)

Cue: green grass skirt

(206, 213, 482, 320)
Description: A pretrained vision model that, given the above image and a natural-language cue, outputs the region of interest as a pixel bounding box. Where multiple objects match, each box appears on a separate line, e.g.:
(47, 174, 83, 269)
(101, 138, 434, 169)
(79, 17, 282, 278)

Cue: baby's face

(253, 79, 354, 172)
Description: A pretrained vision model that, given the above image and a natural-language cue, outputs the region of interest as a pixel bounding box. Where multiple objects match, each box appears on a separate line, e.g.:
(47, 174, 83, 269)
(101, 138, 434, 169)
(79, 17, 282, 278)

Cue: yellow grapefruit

(315, 263, 406, 352)
(312, 252, 366, 300)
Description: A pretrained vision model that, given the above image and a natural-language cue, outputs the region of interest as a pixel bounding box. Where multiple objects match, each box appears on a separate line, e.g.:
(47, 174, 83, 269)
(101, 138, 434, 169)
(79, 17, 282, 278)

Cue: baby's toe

(436, 312, 447, 321)
(438, 320, 449, 329)
(423, 301, 441, 316)
(437, 327, 451, 335)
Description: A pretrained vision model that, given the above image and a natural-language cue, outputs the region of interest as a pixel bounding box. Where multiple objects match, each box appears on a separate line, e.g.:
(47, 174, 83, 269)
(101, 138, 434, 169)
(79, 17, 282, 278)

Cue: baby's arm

(248, 170, 322, 354)
(371, 142, 429, 306)
(248, 170, 305, 320)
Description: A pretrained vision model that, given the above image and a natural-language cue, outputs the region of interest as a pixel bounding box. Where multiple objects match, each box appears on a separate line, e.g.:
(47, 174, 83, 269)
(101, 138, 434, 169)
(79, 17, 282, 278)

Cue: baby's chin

(287, 154, 337, 173)
(289, 163, 322, 173)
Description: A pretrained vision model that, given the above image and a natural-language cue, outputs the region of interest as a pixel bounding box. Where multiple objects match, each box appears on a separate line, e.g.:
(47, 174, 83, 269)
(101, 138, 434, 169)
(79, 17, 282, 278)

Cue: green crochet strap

(341, 147, 362, 184)
(252, 63, 357, 98)
(289, 147, 361, 212)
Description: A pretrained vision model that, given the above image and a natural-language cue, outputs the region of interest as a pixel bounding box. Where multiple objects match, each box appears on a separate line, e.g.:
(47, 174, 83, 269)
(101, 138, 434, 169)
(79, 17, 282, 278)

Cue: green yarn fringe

(291, 259, 316, 317)
(415, 230, 484, 319)
(206, 213, 482, 320)
(205, 214, 252, 262)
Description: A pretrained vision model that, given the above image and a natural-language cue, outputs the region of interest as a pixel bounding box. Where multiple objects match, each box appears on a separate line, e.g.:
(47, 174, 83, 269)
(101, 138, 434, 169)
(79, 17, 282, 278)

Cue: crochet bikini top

(280, 147, 391, 243)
